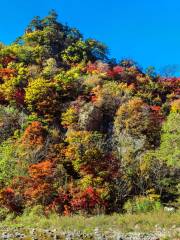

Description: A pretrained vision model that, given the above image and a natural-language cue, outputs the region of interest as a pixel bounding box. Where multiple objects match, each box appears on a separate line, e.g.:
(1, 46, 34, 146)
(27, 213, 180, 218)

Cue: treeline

(0, 10, 179, 216)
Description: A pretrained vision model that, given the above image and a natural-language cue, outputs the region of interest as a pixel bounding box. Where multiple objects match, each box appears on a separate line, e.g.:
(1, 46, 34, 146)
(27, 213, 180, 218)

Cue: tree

(113, 98, 162, 200)
(0, 11, 179, 215)
(157, 101, 180, 167)
(0, 139, 19, 187)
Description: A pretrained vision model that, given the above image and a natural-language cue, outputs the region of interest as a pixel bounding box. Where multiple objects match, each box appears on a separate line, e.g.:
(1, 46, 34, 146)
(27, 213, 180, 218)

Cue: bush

(0, 207, 9, 221)
(23, 205, 45, 217)
(124, 195, 162, 213)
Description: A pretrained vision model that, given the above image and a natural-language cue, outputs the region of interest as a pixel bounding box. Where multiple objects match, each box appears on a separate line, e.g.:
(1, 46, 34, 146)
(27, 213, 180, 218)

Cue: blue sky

(0, 0, 180, 74)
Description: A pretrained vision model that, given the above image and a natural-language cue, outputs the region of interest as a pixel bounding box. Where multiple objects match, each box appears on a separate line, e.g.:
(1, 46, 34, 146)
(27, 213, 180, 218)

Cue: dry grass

(0, 209, 179, 234)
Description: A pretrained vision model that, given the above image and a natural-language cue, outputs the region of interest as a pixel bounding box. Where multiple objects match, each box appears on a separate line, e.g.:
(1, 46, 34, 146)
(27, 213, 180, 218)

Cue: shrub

(0, 207, 9, 221)
(124, 195, 162, 213)
(23, 205, 45, 217)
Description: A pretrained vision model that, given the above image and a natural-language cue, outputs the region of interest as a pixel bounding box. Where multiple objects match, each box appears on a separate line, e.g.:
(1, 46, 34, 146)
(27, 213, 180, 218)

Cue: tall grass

(0, 210, 179, 233)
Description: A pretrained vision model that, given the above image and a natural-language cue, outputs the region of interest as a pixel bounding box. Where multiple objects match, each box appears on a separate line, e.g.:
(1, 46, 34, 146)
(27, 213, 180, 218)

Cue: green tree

(0, 139, 19, 187)
(157, 108, 180, 167)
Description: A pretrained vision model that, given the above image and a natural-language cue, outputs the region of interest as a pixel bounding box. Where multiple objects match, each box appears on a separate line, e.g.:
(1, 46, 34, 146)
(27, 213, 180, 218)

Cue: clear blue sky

(0, 0, 180, 73)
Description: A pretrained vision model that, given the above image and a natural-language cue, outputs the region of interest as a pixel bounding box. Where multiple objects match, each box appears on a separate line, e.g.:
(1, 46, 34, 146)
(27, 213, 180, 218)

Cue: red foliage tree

(23, 160, 56, 205)
(14, 88, 25, 106)
(0, 68, 15, 82)
(22, 121, 47, 146)
(70, 187, 106, 214)
(0, 187, 23, 213)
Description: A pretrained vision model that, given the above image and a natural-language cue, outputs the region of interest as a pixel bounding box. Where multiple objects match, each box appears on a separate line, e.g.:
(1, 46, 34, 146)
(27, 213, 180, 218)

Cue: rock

(53, 234, 61, 239)
(1, 232, 13, 239)
(164, 206, 176, 212)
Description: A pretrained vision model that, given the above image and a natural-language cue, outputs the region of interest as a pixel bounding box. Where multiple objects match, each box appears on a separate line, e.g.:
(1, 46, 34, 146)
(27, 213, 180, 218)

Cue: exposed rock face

(78, 102, 103, 131)
(113, 130, 147, 162)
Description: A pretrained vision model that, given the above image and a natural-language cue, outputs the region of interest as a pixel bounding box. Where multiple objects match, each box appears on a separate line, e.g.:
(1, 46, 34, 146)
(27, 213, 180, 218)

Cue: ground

(0, 210, 179, 239)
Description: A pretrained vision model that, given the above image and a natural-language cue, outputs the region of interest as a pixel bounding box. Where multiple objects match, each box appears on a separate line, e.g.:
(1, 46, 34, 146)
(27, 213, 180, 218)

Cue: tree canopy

(0, 11, 179, 215)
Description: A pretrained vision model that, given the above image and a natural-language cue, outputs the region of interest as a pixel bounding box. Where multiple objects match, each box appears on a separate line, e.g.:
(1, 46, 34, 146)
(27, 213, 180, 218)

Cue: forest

(0, 10, 179, 217)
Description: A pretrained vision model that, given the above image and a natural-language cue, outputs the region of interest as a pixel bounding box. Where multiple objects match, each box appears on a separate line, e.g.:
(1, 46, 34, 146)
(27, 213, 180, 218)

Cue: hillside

(0, 11, 179, 217)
